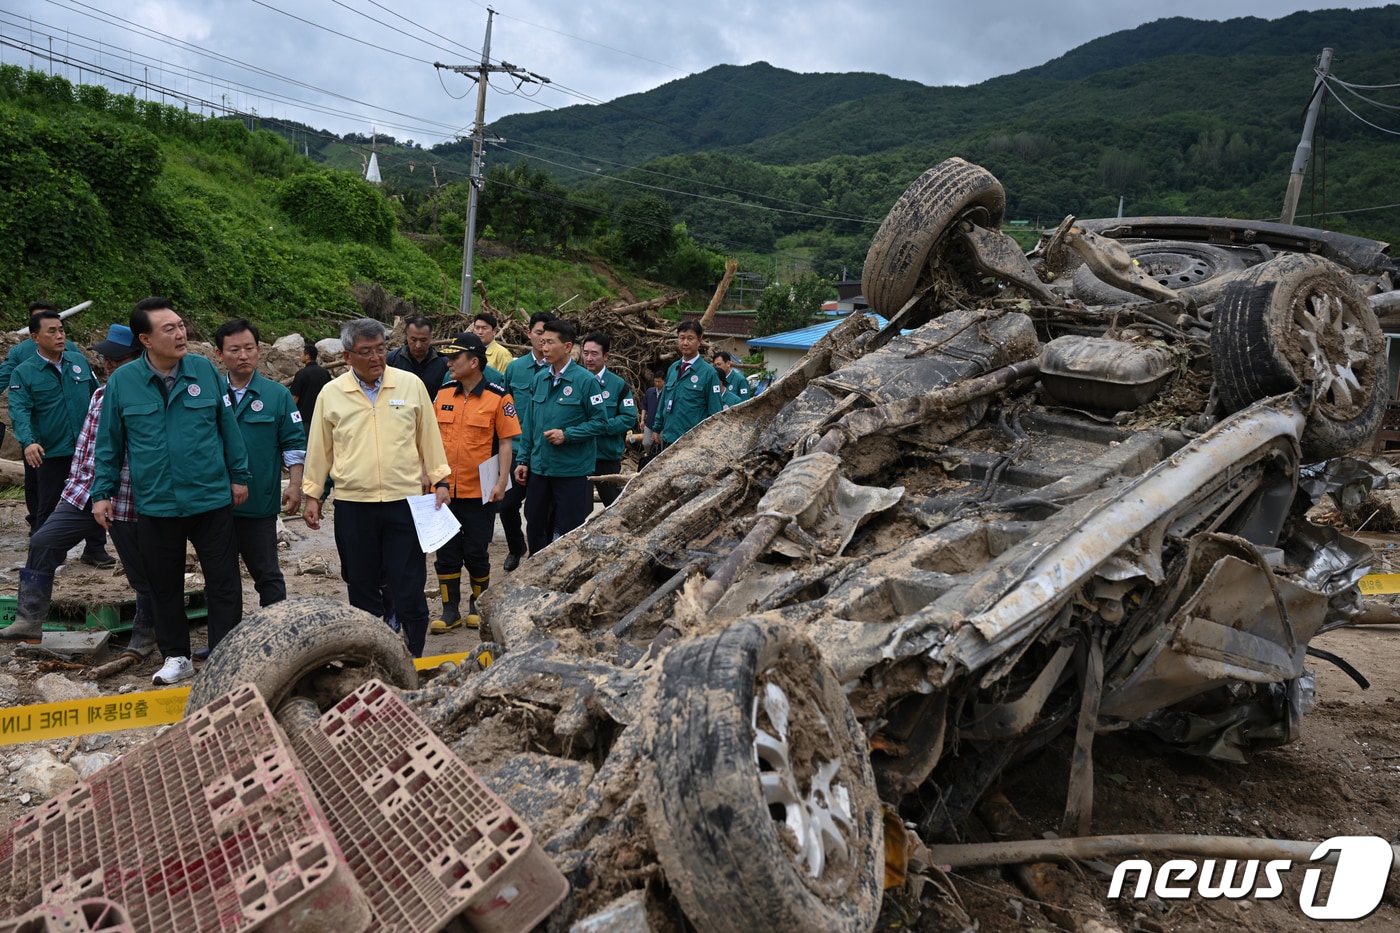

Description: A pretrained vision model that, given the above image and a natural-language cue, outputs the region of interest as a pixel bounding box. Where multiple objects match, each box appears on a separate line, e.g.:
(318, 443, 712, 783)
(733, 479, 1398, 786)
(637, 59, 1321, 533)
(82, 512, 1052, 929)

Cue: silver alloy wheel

(752, 678, 855, 879)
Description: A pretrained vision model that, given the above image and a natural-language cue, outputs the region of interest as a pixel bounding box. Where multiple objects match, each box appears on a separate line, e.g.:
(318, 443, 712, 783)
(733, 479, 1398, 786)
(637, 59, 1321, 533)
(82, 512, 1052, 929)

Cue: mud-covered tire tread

(185, 596, 418, 716)
(640, 618, 882, 933)
(1212, 252, 1386, 460)
(863, 158, 1006, 318)
(1072, 241, 1250, 305)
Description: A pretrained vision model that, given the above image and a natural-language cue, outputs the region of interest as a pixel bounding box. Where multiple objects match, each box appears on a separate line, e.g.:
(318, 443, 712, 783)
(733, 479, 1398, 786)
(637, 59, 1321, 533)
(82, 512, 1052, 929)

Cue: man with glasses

(514, 319, 608, 555)
(302, 318, 450, 658)
(387, 315, 448, 395)
(499, 311, 554, 569)
(580, 332, 636, 508)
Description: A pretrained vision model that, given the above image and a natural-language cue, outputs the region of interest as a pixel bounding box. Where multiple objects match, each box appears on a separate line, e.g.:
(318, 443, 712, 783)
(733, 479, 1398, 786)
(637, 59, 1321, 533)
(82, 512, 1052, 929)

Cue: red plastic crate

(0, 684, 371, 933)
(291, 680, 570, 933)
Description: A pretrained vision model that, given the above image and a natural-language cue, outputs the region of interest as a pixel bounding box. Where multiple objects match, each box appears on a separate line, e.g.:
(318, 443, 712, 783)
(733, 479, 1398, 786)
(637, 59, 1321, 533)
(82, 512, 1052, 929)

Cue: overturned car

(195, 158, 1398, 932)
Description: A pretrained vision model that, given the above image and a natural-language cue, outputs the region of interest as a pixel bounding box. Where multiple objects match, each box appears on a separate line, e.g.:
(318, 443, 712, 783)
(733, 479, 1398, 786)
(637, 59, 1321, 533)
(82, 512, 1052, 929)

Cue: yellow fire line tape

(0, 651, 474, 748)
(1359, 573, 1400, 596)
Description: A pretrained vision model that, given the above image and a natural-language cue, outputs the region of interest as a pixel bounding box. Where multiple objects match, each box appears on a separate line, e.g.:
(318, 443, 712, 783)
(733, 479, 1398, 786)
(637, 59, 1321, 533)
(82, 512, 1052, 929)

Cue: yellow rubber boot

(430, 573, 462, 633)
(465, 574, 489, 629)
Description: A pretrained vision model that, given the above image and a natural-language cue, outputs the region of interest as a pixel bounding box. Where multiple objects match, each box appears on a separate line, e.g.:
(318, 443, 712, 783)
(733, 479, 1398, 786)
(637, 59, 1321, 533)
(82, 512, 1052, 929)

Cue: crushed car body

(188, 157, 1398, 933)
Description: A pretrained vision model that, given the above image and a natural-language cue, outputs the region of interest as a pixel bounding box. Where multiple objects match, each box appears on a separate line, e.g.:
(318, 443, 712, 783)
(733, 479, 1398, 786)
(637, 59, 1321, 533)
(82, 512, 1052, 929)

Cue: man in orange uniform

(429, 333, 521, 632)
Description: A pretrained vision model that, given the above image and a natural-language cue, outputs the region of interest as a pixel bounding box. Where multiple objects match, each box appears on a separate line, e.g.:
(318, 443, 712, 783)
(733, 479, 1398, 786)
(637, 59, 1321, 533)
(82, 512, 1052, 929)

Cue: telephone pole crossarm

(436, 10, 549, 317)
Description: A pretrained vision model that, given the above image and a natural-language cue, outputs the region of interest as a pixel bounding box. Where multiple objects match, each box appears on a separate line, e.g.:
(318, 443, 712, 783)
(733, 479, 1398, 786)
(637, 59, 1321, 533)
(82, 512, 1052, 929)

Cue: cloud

(0, 0, 1386, 144)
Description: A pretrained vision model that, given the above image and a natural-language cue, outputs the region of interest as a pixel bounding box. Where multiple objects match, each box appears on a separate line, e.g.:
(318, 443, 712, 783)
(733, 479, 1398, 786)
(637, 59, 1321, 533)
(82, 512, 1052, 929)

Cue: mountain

(475, 6, 1400, 172)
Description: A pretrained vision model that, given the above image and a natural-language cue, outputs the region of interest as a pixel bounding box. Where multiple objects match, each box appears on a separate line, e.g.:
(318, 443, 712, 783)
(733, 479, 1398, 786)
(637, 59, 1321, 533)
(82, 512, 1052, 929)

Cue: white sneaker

(152, 656, 195, 686)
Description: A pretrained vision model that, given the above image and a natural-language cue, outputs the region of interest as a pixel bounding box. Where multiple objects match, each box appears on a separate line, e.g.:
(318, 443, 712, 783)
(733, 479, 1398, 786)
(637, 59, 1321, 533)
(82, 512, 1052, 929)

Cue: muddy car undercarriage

(191, 158, 1399, 932)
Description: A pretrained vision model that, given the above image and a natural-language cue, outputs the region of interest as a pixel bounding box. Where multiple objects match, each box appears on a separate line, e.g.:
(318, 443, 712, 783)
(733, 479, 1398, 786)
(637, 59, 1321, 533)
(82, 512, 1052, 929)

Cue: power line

(0, 9, 462, 138)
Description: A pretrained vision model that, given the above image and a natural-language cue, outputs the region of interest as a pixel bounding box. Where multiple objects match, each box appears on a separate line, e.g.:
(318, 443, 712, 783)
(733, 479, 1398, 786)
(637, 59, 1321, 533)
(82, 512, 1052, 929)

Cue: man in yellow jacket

(302, 318, 451, 657)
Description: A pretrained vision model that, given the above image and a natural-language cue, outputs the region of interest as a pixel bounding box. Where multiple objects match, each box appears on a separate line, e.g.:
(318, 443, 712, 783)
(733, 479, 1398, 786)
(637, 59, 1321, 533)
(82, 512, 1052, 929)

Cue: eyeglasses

(349, 344, 387, 359)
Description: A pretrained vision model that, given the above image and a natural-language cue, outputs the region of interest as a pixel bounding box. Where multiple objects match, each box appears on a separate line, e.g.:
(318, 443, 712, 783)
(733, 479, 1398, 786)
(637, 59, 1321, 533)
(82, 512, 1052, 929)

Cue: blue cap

(90, 324, 138, 357)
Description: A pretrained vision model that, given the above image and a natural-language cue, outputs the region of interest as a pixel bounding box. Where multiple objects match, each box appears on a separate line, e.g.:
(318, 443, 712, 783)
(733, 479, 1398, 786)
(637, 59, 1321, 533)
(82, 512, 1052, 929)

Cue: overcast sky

(0, 1, 1387, 147)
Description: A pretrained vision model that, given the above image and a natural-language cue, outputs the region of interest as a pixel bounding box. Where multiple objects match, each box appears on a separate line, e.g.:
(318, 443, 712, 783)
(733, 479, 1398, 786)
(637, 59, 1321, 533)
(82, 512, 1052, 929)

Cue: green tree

(753, 272, 833, 337)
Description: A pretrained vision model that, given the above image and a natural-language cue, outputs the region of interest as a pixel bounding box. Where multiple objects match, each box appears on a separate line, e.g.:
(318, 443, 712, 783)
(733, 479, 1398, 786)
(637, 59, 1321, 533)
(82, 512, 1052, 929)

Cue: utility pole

(436, 9, 549, 316)
(1281, 47, 1333, 226)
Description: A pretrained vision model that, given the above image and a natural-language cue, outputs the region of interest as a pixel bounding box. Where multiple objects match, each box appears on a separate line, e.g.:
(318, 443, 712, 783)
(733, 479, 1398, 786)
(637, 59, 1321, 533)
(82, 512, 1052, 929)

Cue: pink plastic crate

(0, 685, 371, 933)
(0, 898, 134, 933)
(291, 680, 570, 933)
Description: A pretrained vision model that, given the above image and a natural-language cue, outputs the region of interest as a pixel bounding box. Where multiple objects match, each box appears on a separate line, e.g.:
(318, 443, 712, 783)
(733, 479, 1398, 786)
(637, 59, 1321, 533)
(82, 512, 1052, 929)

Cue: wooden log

(0, 458, 25, 488)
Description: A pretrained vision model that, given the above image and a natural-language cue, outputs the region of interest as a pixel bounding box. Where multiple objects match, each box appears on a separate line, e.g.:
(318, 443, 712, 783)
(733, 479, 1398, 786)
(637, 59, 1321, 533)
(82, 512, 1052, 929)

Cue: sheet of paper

(478, 457, 512, 504)
(407, 493, 461, 552)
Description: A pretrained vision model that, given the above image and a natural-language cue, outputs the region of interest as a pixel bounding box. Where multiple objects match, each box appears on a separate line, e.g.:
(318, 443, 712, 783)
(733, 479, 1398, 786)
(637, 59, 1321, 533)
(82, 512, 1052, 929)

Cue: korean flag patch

(622, 397, 635, 408)
(712, 384, 722, 393)
(590, 394, 604, 406)
(291, 411, 303, 423)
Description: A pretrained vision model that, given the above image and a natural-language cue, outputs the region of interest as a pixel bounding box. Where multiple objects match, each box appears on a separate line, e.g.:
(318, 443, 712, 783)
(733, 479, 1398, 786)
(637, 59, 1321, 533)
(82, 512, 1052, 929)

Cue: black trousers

(333, 499, 429, 657)
(524, 474, 590, 555)
(137, 506, 241, 659)
(26, 459, 107, 555)
(593, 458, 622, 508)
(26, 502, 147, 596)
(434, 497, 496, 583)
(234, 515, 286, 607)
(497, 479, 528, 557)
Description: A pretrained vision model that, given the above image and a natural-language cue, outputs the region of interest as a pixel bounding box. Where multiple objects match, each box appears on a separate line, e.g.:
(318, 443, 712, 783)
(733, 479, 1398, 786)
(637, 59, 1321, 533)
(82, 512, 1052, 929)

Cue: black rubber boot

(430, 573, 462, 633)
(1, 568, 51, 644)
(122, 595, 157, 660)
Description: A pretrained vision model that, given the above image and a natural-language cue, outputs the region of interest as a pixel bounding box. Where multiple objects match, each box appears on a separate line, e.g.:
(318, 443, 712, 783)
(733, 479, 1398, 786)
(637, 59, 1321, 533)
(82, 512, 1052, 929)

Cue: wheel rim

(1135, 250, 1214, 288)
(1293, 286, 1373, 414)
(751, 675, 856, 882)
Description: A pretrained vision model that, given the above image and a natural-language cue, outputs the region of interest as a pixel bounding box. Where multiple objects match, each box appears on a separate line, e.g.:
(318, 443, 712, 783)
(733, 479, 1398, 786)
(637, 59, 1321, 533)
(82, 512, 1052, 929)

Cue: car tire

(185, 596, 419, 719)
(863, 157, 1006, 318)
(1212, 252, 1386, 460)
(640, 618, 883, 933)
(1073, 241, 1251, 306)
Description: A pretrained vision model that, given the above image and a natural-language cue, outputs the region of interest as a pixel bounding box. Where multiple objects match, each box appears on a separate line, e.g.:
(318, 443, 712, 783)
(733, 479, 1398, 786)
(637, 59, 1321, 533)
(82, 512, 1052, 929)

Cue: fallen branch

(925, 833, 1399, 868)
(87, 655, 139, 680)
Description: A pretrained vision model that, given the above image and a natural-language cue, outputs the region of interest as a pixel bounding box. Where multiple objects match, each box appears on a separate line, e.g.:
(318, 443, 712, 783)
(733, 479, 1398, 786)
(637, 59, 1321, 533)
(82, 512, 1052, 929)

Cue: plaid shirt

(61, 385, 134, 521)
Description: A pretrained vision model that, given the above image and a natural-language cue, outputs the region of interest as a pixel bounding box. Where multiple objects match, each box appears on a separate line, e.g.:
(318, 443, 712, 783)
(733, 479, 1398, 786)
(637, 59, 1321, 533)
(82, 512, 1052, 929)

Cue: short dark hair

(474, 311, 499, 329)
(27, 301, 57, 314)
(214, 318, 260, 350)
(28, 308, 61, 333)
(404, 315, 432, 332)
(543, 319, 576, 345)
(713, 350, 734, 363)
(130, 297, 175, 337)
(302, 344, 316, 363)
(583, 332, 611, 354)
(677, 320, 703, 338)
(528, 311, 556, 329)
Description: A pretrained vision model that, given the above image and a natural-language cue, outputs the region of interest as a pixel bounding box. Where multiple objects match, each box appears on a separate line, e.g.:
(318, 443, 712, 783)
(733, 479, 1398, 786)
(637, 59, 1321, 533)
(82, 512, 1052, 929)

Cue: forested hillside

(3, 6, 1398, 336)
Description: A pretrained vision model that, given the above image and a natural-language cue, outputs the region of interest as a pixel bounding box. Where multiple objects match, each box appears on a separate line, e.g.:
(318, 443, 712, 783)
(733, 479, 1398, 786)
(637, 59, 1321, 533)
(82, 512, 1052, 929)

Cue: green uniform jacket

(8, 349, 98, 459)
(503, 353, 549, 461)
(593, 367, 637, 461)
(518, 361, 609, 477)
(225, 371, 307, 519)
(0, 340, 38, 395)
(93, 352, 251, 517)
(724, 368, 751, 402)
(654, 356, 723, 444)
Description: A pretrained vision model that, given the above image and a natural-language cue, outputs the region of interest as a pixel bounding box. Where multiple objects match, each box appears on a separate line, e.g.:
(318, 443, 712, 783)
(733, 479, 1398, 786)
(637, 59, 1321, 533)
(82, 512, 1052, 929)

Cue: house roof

(746, 313, 887, 351)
